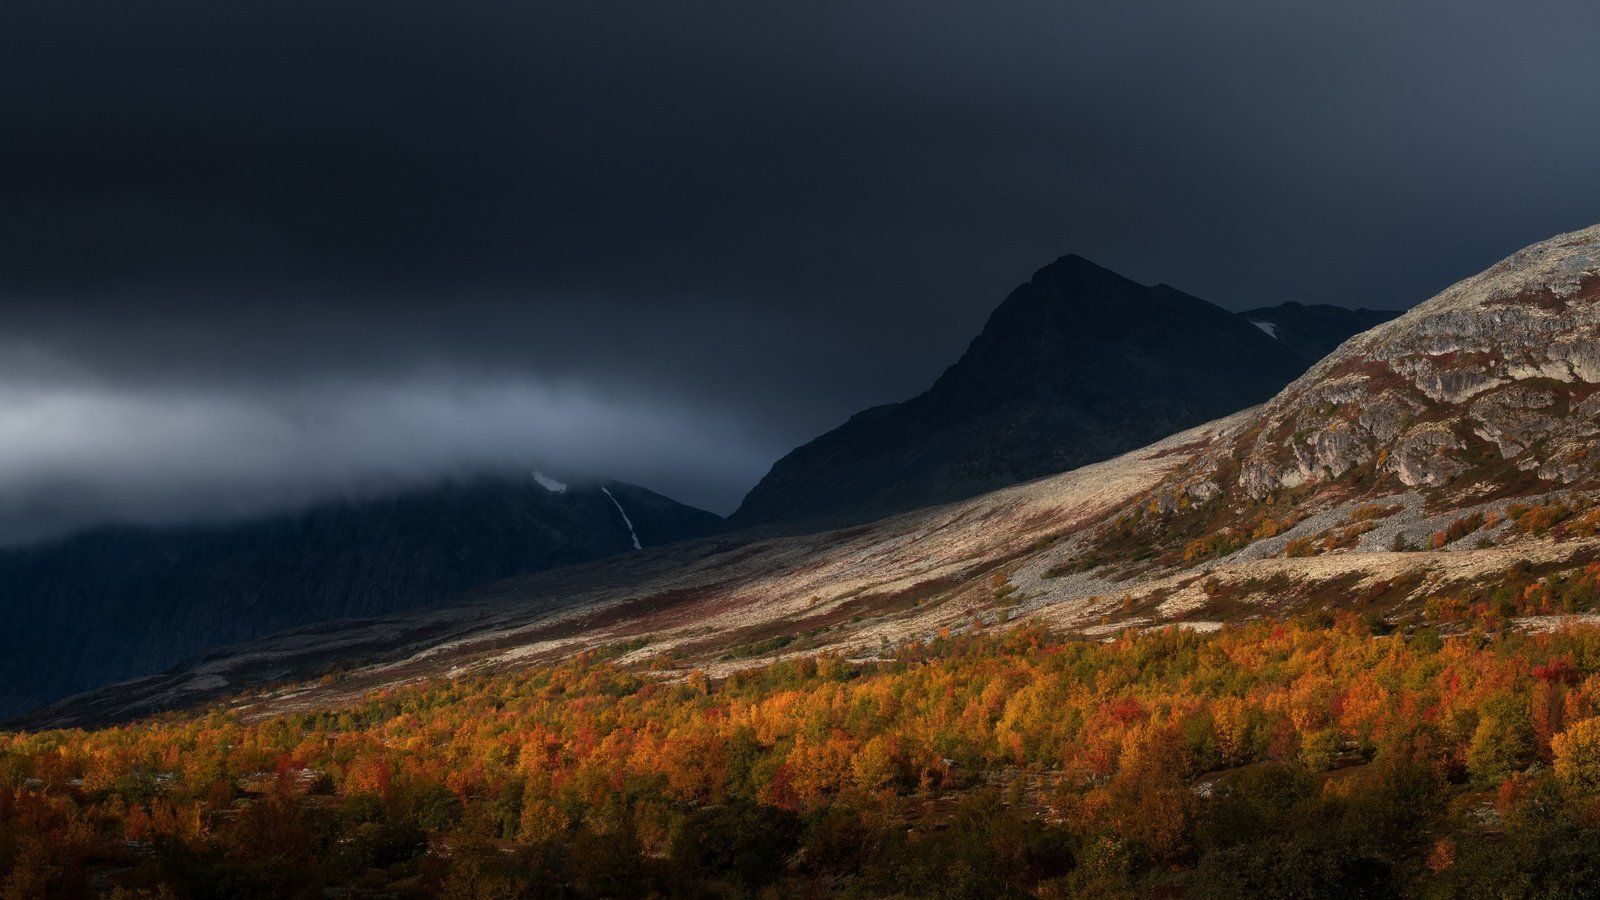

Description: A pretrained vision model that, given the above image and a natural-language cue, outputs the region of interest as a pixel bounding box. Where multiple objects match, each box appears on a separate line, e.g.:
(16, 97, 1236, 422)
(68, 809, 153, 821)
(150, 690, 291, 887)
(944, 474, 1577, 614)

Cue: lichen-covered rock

(1387, 422, 1467, 487)
(1358, 391, 1423, 442)
(1306, 375, 1372, 406)
(1538, 444, 1592, 484)
(1573, 394, 1600, 423)
(1416, 368, 1505, 404)
(1550, 339, 1600, 383)
(1239, 460, 1284, 497)
(1309, 421, 1372, 479)
(1469, 383, 1560, 458)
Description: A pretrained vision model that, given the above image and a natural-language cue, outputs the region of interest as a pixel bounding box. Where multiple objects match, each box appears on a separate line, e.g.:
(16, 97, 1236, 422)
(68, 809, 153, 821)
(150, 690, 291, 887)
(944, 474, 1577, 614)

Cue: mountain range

(0, 253, 1389, 722)
(17, 223, 1598, 730)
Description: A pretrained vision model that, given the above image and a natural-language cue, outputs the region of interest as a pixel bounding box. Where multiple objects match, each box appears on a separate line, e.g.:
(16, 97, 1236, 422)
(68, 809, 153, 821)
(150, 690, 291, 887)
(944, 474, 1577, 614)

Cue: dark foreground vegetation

(7, 599, 1600, 898)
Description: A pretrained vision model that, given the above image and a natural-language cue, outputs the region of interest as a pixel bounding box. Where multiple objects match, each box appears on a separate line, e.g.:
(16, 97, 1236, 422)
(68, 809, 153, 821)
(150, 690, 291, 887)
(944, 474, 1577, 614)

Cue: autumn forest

(7, 601, 1600, 898)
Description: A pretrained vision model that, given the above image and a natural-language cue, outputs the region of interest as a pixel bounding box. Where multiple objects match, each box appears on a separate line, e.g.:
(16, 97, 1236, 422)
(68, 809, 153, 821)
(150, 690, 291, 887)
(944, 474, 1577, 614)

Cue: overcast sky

(1, 0, 1598, 541)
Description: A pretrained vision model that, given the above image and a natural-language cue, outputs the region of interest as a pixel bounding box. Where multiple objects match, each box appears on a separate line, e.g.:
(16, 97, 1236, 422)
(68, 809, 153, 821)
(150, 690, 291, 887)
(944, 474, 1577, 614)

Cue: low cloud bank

(0, 369, 770, 546)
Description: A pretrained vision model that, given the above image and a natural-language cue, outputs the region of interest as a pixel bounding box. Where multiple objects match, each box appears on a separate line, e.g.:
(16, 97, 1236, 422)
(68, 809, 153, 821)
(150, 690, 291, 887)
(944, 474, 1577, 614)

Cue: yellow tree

(1552, 717, 1600, 791)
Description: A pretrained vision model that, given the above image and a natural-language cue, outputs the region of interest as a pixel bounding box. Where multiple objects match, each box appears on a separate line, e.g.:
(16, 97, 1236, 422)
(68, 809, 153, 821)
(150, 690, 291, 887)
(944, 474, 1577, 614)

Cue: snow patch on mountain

(601, 487, 642, 550)
(1249, 320, 1278, 339)
(532, 471, 568, 493)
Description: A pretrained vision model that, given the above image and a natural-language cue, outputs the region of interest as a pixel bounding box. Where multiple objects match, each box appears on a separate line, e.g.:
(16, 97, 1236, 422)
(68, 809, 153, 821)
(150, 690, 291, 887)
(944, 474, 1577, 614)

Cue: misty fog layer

(0, 364, 770, 545)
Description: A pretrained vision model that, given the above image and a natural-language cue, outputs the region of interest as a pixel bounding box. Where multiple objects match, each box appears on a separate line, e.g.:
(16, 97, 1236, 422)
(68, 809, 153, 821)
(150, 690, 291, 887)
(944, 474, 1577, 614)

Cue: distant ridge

(0, 474, 720, 718)
(1238, 301, 1401, 363)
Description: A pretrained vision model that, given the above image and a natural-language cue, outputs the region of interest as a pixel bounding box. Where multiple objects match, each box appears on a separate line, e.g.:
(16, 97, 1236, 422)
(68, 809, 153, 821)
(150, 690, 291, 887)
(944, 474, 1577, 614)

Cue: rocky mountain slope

(726, 256, 1370, 531)
(20, 224, 1600, 732)
(0, 474, 720, 719)
(1104, 223, 1600, 565)
(994, 223, 1600, 633)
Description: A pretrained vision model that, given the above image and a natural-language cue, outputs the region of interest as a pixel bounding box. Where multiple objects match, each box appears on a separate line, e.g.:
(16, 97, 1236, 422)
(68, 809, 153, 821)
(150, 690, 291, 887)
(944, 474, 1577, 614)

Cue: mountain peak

(1040, 251, 1100, 270)
(1026, 252, 1132, 292)
(726, 255, 1333, 530)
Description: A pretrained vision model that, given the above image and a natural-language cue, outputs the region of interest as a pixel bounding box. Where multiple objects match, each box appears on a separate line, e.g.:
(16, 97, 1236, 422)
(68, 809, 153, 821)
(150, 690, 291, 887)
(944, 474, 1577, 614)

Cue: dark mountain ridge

(0, 473, 720, 718)
(727, 255, 1353, 530)
(1238, 301, 1401, 362)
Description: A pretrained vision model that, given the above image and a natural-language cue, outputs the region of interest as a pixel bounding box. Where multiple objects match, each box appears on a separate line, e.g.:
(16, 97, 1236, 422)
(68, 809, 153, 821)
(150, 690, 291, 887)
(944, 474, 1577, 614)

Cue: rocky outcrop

(1174, 224, 1600, 508)
(1388, 422, 1468, 488)
(1470, 383, 1561, 458)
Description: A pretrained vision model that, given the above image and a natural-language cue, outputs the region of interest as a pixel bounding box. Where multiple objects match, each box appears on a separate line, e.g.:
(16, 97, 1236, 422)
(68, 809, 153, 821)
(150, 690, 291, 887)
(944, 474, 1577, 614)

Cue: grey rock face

(1358, 391, 1423, 443)
(1175, 223, 1600, 505)
(1416, 368, 1504, 404)
(1309, 422, 1373, 480)
(1389, 423, 1468, 488)
(1470, 384, 1560, 458)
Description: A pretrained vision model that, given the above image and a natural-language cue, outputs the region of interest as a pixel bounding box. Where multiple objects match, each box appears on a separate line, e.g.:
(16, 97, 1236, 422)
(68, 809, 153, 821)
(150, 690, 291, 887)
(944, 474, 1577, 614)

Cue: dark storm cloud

(1, 0, 1598, 538)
